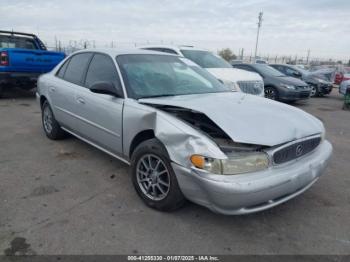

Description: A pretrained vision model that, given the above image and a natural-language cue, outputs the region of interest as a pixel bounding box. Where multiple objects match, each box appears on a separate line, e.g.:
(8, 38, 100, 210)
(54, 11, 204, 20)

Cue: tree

(218, 48, 237, 62)
(348, 60, 350, 66)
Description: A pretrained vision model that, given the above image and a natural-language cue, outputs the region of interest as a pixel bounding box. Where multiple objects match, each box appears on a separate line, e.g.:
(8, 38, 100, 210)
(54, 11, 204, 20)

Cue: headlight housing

(190, 152, 269, 175)
(222, 80, 241, 92)
(280, 83, 296, 90)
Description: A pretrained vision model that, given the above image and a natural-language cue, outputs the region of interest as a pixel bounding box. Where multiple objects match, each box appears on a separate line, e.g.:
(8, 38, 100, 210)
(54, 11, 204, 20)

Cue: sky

(1, 0, 349, 60)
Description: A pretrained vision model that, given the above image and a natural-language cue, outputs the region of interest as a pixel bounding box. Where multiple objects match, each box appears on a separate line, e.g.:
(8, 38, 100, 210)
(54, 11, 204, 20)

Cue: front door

(74, 53, 124, 156)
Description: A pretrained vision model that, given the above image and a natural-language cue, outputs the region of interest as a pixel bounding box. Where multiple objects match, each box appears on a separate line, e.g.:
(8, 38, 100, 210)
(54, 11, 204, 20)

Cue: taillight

(0, 51, 9, 66)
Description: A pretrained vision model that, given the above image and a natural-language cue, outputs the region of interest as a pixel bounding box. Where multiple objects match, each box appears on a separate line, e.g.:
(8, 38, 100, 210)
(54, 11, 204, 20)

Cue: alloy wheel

(265, 88, 276, 100)
(43, 105, 53, 134)
(310, 86, 317, 97)
(136, 154, 170, 201)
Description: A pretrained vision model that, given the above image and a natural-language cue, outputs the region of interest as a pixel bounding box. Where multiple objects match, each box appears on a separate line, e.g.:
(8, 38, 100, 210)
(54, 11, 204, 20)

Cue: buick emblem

(296, 144, 303, 157)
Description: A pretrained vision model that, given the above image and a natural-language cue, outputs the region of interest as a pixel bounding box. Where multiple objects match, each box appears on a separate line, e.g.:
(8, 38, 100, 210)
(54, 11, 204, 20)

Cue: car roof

(270, 64, 292, 66)
(138, 44, 209, 52)
(71, 48, 179, 57)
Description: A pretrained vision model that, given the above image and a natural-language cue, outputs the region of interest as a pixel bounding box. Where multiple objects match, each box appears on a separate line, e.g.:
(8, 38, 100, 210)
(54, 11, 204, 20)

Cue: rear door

(49, 53, 93, 133)
(74, 53, 124, 156)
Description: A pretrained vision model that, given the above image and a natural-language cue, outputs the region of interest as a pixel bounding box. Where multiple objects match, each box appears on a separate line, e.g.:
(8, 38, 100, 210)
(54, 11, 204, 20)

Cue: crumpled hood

(139, 92, 324, 147)
(206, 68, 263, 82)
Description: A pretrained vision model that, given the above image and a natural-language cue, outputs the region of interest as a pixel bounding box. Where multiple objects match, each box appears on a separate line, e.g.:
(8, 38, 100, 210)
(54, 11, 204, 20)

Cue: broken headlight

(190, 152, 269, 175)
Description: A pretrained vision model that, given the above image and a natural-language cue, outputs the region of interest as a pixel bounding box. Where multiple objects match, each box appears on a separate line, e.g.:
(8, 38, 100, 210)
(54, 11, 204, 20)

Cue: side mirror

(89, 81, 122, 97)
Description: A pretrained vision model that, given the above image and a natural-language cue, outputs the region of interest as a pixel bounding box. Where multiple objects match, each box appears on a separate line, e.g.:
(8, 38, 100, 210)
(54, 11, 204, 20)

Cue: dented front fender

(123, 99, 226, 167)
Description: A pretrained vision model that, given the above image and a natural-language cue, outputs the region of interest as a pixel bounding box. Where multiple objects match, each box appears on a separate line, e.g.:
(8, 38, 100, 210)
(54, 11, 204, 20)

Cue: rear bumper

(172, 140, 332, 215)
(0, 71, 40, 87)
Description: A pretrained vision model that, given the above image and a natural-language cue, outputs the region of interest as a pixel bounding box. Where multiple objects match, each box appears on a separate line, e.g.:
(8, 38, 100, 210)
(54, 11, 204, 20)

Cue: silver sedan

(37, 49, 332, 215)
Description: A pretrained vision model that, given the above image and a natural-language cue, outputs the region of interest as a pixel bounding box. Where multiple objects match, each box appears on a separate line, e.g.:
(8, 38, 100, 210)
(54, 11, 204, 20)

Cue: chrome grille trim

(237, 81, 264, 95)
(269, 135, 322, 165)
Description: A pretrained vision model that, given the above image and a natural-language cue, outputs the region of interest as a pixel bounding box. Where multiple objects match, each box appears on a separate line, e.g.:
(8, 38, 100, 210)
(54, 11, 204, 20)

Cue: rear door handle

(76, 97, 85, 104)
(49, 87, 56, 92)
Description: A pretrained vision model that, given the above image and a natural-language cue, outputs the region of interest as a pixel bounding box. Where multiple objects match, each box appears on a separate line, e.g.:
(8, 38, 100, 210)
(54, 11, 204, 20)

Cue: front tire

(131, 139, 186, 211)
(264, 86, 278, 100)
(310, 84, 321, 97)
(41, 101, 66, 140)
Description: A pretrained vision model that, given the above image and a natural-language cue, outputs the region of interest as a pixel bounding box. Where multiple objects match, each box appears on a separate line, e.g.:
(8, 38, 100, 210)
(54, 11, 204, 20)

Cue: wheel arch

(39, 95, 48, 109)
(129, 129, 156, 158)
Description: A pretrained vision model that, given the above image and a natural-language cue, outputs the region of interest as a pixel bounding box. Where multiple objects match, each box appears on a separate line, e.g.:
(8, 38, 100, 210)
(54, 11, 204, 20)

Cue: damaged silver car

(37, 49, 333, 215)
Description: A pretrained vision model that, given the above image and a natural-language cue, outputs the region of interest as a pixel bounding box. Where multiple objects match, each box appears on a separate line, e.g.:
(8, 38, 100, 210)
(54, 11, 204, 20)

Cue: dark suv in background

(270, 64, 333, 97)
(232, 63, 311, 102)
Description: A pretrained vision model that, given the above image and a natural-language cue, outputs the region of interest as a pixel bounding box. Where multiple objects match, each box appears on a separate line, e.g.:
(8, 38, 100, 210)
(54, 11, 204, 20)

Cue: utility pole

(306, 49, 311, 65)
(254, 12, 263, 60)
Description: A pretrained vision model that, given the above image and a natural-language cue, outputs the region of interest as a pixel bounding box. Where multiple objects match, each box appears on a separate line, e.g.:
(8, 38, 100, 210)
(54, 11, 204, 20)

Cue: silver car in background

(37, 49, 332, 215)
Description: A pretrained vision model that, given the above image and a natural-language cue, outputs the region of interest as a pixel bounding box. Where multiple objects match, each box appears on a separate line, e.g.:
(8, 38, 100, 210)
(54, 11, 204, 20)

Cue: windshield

(180, 49, 232, 68)
(292, 66, 309, 76)
(116, 54, 230, 99)
(253, 64, 286, 77)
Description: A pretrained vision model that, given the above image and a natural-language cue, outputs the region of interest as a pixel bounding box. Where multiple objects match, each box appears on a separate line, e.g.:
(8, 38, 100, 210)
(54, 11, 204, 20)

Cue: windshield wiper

(138, 94, 178, 99)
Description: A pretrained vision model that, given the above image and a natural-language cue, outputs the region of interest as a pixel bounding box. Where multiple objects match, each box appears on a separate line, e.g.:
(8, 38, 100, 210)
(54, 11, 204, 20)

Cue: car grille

(273, 136, 322, 164)
(296, 85, 309, 90)
(237, 81, 263, 95)
(299, 91, 311, 98)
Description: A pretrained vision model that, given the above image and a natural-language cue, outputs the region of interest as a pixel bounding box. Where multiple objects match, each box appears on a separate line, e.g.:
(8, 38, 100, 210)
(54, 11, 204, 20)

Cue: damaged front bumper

(172, 140, 332, 215)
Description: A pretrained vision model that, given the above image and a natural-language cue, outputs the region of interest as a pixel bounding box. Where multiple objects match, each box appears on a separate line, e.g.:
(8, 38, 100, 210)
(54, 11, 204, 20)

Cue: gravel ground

(0, 88, 349, 255)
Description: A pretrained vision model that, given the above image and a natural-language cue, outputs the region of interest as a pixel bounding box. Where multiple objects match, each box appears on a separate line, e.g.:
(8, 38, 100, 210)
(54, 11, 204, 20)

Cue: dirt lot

(0, 88, 349, 255)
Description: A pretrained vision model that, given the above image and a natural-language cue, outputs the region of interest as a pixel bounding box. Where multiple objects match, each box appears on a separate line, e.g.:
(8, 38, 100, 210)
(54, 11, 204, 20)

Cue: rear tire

(41, 101, 66, 140)
(131, 138, 186, 212)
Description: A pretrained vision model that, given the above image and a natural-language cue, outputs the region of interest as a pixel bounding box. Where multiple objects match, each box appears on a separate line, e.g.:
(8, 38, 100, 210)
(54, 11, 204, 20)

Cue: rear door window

(0, 35, 37, 49)
(84, 53, 122, 91)
(63, 53, 93, 85)
(56, 59, 70, 79)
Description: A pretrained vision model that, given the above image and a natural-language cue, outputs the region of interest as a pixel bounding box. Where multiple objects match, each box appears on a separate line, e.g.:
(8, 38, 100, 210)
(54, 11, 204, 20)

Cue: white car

(139, 45, 264, 96)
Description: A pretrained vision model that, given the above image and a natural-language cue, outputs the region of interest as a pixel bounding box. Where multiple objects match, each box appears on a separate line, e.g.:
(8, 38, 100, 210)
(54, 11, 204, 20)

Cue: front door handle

(77, 97, 85, 104)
